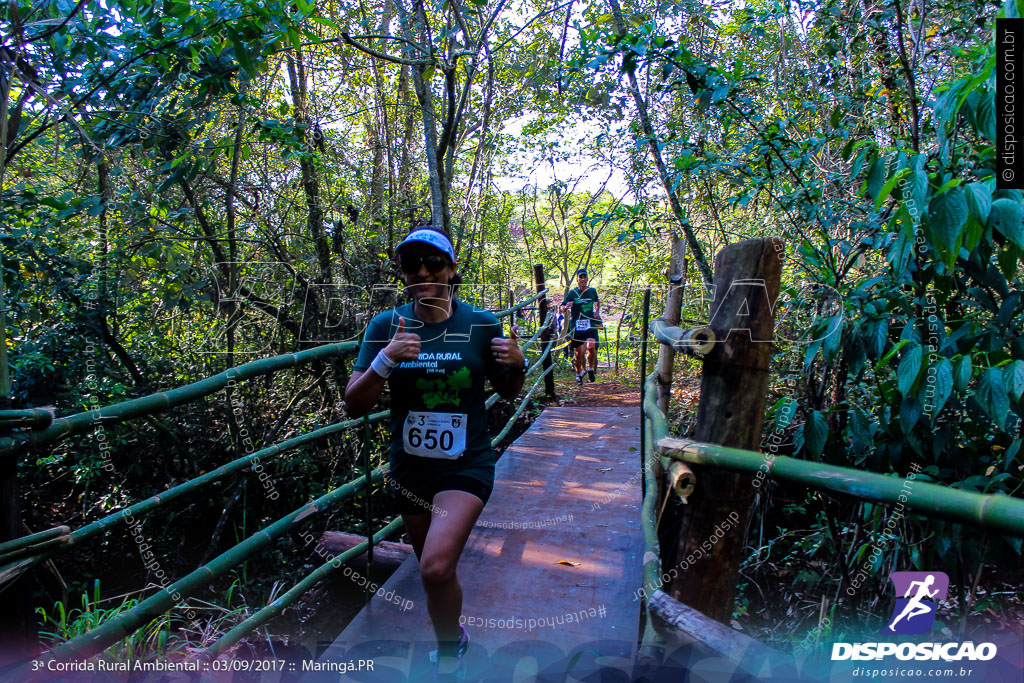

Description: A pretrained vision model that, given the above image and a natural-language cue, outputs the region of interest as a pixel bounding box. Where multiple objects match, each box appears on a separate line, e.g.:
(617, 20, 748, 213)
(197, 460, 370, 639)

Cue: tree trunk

(286, 49, 332, 287)
(656, 235, 686, 415)
(607, 0, 714, 286)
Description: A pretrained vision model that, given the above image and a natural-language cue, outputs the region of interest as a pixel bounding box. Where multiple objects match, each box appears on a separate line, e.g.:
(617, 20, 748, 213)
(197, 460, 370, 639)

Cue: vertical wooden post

(656, 235, 686, 416)
(667, 237, 783, 622)
(615, 275, 636, 376)
(533, 264, 555, 398)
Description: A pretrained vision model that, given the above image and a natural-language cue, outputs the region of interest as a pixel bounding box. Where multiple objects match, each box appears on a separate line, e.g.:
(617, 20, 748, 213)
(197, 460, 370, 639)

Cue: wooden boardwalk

(316, 406, 643, 681)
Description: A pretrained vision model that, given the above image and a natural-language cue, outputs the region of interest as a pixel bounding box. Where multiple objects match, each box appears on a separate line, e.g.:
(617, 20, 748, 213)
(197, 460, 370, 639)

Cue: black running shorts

(569, 328, 600, 349)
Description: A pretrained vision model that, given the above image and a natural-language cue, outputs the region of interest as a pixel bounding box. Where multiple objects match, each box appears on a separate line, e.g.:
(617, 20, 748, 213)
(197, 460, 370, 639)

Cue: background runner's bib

(575, 318, 591, 331)
(403, 411, 468, 459)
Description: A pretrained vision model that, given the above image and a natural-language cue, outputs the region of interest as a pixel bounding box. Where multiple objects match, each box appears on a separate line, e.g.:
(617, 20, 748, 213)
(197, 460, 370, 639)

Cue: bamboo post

(534, 264, 555, 398)
(666, 237, 783, 622)
(656, 236, 686, 415)
(362, 416, 373, 604)
(639, 288, 652, 492)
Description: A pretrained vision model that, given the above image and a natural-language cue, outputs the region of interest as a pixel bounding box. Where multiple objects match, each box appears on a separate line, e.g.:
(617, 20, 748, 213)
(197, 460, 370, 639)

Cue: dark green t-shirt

(563, 286, 600, 327)
(353, 300, 508, 483)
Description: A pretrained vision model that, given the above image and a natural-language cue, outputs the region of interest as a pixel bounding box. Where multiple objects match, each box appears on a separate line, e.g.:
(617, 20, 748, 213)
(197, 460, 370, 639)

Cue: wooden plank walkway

(315, 406, 643, 682)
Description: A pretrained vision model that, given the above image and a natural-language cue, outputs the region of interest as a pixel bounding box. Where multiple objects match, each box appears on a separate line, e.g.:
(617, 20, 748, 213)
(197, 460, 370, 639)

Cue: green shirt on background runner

(563, 286, 600, 336)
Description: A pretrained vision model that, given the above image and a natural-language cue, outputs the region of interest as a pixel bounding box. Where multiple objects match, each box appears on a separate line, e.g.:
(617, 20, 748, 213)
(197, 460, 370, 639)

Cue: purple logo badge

(882, 571, 949, 634)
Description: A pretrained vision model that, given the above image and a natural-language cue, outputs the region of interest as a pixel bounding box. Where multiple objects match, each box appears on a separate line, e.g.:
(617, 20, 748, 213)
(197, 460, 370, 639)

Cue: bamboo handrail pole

(484, 315, 554, 411)
(0, 408, 55, 431)
(361, 416, 373, 604)
(643, 373, 696, 524)
(0, 409, 387, 575)
(489, 360, 555, 447)
(533, 265, 556, 398)
(643, 372, 669, 445)
(58, 411, 391, 551)
(640, 418, 664, 599)
(48, 466, 387, 662)
(493, 288, 547, 318)
(0, 556, 35, 591)
(660, 438, 1024, 538)
(649, 317, 716, 356)
(0, 525, 68, 555)
(489, 338, 557, 447)
(0, 532, 71, 565)
(201, 517, 405, 661)
(0, 341, 361, 459)
(638, 412, 666, 664)
(518, 310, 553, 352)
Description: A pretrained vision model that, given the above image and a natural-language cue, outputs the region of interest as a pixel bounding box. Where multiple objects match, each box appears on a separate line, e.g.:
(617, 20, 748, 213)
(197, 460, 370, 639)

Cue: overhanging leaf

(1004, 360, 1024, 402)
(878, 339, 910, 369)
(926, 358, 954, 415)
(990, 198, 1024, 250)
(897, 344, 923, 396)
(875, 168, 911, 211)
(928, 186, 968, 265)
(965, 182, 992, 222)
(953, 355, 972, 393)
(900, 398, 922, 433)
(869, 319, 888, 358)
(865, 154, 886, 201)
(906, 168, 928, 220)
(804, 411, 828, 459)
(775, 399, 798, 430)
(975, 367, 1010, 430)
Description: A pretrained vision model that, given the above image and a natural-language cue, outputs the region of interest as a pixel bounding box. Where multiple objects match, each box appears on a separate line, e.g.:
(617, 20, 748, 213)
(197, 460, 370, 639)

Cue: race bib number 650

(403, 412, 468, 459)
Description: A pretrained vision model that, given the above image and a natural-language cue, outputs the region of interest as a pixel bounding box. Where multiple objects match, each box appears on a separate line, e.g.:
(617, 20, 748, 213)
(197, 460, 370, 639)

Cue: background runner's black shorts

(570, 328, 600, 349)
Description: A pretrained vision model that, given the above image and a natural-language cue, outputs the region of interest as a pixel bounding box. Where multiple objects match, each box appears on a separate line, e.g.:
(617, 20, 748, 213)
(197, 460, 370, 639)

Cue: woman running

(345, 226, 527, 679)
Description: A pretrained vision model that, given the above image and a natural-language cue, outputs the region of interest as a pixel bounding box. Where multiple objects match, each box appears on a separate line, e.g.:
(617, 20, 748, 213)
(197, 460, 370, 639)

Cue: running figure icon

(887, 574, 939, 632)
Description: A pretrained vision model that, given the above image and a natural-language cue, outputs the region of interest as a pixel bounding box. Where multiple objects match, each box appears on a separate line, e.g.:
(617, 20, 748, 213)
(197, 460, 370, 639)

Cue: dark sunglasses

(399, 252, 450, 274)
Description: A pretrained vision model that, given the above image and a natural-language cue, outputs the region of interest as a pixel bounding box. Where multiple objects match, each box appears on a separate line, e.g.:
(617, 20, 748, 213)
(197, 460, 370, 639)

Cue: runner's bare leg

(415, 491, 484, 665)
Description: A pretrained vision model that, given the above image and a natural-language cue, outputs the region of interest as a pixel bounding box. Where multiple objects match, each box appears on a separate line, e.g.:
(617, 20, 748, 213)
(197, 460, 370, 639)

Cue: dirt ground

(551, 370, 640, 407)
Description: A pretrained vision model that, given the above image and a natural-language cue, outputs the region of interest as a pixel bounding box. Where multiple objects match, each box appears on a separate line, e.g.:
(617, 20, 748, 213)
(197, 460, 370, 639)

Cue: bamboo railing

(8, 287, 558, 666)
(638, 372, 665, 664)
(0, 408, 54, 431)
(202, 516, 407, 660)
(638, 313, 1024, 665)
(0, 341, 360, 460)
(0, 412, 390, 573)
(660, 438, 1024, 537)
(53, 467, 388, 660)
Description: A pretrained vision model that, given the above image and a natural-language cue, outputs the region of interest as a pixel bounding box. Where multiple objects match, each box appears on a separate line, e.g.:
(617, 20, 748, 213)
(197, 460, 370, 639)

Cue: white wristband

(370, 349, 397, 378)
